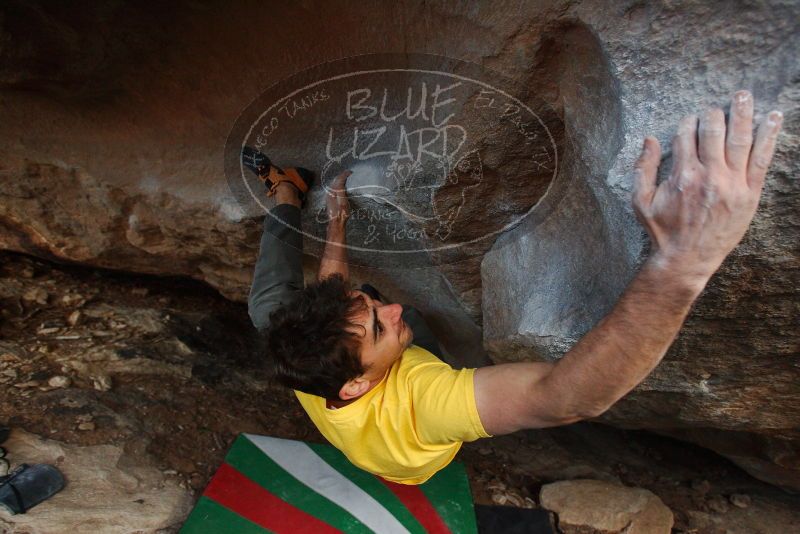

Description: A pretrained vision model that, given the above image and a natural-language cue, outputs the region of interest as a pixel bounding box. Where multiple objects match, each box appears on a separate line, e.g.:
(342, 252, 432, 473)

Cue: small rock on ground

(540, 479, 673, 534)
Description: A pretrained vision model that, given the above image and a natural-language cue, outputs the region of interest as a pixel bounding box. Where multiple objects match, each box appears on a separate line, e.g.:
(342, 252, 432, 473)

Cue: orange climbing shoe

(241, 146, 314, 204)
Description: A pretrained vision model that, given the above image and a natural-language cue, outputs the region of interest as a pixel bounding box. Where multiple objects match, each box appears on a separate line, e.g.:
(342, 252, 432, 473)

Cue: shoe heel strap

(264, 167, 309, 197)
(9, 482, 25, 513)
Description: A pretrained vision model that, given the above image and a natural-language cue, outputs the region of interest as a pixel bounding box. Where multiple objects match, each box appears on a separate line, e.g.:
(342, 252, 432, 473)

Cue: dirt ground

(1, 251, 798, 533)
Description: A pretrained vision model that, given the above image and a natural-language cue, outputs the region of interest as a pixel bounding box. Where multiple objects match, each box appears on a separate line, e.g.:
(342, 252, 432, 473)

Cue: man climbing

(246, 91, 783, 484)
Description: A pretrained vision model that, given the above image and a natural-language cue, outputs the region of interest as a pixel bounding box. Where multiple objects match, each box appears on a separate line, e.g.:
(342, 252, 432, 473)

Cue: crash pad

(180, 434, 477, 533)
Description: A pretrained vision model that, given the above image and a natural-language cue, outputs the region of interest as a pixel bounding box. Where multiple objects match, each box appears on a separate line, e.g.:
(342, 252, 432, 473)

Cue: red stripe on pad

(380, 478, 451, 534)
(205, 462, 341, 534)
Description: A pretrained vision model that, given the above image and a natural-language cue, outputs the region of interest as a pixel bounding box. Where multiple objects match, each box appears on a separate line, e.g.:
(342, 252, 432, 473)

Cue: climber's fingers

(725, 90, 754, 173)
(747, 110, 783, 192)
(632, 136, 662, 213)
(698, 107, 726, 167)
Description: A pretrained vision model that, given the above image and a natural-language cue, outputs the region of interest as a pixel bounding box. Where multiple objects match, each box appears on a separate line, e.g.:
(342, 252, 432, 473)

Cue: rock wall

(1, 1, 798, 489)
(481, 1, 800, 491)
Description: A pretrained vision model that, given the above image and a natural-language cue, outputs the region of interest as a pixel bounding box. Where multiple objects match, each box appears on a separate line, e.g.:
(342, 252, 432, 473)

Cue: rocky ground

(1, 251, 798, 533)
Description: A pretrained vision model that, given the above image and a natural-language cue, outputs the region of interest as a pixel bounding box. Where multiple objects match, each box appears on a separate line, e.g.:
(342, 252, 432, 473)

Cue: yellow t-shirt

(294, 344, 491, 484)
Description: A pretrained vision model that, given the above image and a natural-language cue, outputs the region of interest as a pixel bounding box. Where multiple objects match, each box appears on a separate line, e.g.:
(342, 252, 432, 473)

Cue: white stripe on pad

(245, 434, 410, 534)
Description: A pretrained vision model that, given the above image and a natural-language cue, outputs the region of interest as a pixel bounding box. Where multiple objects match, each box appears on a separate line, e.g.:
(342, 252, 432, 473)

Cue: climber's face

(334, 290, 415, 402)
(349, 290, 413, 380)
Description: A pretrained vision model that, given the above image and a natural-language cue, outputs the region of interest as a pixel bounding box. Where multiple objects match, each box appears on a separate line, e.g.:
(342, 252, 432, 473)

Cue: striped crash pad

(181, 434, 477, 533)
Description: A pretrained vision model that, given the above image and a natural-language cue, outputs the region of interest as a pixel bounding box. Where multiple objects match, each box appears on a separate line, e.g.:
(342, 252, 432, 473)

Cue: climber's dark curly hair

(262, 274, 368, 399)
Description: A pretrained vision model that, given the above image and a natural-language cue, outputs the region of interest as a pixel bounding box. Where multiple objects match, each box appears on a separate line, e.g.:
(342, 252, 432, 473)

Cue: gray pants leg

(248, 204, 304, 331)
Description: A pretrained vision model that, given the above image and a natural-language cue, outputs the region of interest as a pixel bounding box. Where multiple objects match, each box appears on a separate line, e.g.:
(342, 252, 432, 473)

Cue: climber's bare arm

(475, 91, 783, 436)
(474, 262, 701, 433)
(318, 170, 353, 281)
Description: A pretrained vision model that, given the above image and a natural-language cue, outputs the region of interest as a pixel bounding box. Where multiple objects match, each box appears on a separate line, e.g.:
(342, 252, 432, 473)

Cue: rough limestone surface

(540, 479, 674, 534)
(480, 0, 800, 491)
(0, 1, 798, 487)
(0, 430, 192, 534)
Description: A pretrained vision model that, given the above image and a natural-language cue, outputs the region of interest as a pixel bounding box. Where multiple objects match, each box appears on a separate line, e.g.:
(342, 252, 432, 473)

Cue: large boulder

(480, 1, 800, 491)
(0, 1, 797, 488)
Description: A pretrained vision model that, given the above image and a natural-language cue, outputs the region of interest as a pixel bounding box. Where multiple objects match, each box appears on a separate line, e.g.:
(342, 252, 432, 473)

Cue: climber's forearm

(544, 254, 708, 418)
(317, 221, 349, 281)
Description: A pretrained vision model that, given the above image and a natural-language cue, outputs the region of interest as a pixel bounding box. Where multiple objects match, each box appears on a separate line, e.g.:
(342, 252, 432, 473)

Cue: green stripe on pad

(226, 435, 371, 533)
(181, 496, 272, 534)
(419, 462, 478, 534)
(306, 442, 428, 534)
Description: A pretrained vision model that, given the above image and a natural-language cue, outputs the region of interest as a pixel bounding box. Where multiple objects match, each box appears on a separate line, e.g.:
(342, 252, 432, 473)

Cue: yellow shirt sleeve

(407, 352, 491, 445)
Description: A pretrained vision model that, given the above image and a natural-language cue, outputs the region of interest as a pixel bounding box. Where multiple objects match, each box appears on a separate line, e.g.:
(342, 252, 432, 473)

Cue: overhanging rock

(481, 2, 799, 490)
(0, 0, 798, 490)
